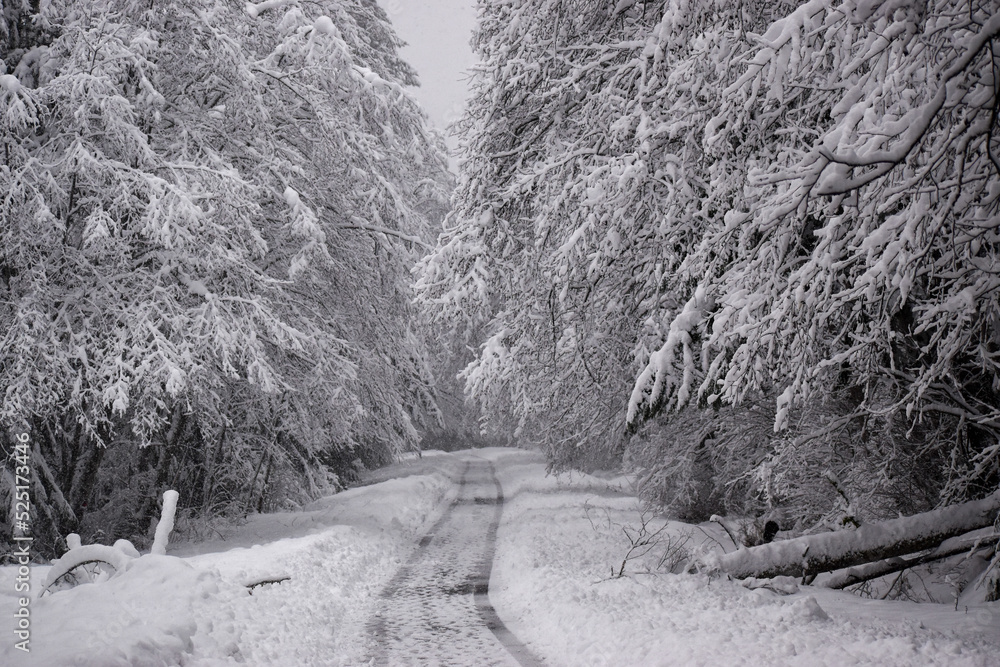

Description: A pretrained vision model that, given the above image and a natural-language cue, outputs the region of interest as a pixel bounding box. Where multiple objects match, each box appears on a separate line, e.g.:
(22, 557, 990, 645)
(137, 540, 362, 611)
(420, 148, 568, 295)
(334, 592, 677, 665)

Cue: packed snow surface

(2, 448, 997, 665)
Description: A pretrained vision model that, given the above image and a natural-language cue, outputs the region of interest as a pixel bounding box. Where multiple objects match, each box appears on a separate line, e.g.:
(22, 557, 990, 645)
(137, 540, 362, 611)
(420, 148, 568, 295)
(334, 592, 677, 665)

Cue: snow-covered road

(2, 447, 998, 666)
(368, 457, 540, 666)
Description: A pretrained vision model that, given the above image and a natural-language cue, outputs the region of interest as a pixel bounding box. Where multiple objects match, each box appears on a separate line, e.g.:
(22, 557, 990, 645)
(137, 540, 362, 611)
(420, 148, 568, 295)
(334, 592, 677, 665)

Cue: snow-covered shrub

(584, 502, 694, 577)
(42, 543, 137, 595)
(626, 398, 776, 522)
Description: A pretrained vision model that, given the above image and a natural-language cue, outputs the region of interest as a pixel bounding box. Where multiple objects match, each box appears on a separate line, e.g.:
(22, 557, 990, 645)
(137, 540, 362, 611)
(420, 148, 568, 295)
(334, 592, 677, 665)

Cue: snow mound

(3, 555, 244, 666)
(788, 595, 830, 622)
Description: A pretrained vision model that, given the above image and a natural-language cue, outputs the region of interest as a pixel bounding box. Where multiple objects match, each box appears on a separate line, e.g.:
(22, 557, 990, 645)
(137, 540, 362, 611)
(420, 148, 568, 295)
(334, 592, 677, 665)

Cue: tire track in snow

(367, 457, 543, 666)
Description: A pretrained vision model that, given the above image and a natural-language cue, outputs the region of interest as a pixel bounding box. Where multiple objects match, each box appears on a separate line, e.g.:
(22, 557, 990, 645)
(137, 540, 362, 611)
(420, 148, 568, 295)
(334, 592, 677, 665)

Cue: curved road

(367, 458, 543, 666)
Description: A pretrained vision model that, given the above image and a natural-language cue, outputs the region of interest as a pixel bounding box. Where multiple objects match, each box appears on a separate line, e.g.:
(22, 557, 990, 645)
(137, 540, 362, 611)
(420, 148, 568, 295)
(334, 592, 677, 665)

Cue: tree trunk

(68, 438, 104, 520)
(135, 403, 185, 528)
(822, 534, 1000, 589)
(710, 490, 1000, 580)
(31, 441, 78, 530)
(256, 452, 273, 514)
(201, 422, 226, 510)
(245, 446, 270, 514)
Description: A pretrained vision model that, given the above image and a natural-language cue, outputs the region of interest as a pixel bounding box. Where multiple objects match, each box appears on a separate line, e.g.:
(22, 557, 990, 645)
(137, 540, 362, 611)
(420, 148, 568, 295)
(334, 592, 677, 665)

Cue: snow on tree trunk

(150, 490, 179, 556)
(822, 533, 1000, 590)
(708, 490, 1000, 581)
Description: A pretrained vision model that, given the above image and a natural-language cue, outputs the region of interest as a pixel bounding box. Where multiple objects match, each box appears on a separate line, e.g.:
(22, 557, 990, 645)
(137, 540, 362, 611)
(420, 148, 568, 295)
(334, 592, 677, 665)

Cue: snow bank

(490, 454, 1000, 666)
(2, 555, 244, 666)
(0, 459, 458, 666)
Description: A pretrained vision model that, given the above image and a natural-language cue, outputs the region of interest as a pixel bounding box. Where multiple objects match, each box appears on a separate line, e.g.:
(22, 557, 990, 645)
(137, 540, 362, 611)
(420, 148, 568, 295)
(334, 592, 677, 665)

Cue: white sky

(377, 0, 479, 156)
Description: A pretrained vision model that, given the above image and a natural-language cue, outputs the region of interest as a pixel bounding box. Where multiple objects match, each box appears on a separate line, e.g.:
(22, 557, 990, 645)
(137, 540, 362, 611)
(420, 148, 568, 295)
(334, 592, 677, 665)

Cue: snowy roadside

(0, 452, 465, 666)
(2, 447, 998, 666)
(487, 452, 1000, 666)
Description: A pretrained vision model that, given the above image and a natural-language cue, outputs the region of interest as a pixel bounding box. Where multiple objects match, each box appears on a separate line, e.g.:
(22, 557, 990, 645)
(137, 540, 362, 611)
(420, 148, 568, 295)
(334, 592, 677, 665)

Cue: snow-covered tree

(416, 0, 786, 467)
(630, 0, 1000, 505)
(1, 0, 450, 553)
(419, 0, 999, 525)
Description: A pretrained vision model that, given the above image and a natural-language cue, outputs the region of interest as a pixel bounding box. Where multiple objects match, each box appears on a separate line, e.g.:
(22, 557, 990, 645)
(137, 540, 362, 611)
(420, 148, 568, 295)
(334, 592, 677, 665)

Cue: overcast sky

(377, 0, 479, 159)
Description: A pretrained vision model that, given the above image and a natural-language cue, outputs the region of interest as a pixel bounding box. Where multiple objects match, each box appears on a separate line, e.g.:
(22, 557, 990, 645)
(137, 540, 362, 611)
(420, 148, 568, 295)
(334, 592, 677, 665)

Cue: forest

(1, 0, 999, 597)
(0, 0, 456, 557)
(417, 0, 1000, 536)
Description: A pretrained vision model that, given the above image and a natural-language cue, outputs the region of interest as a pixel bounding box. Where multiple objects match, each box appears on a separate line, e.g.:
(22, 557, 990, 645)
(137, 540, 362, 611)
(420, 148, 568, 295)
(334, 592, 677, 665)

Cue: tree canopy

(416, 0, 1000, 524)
(1, 0, 451, 554)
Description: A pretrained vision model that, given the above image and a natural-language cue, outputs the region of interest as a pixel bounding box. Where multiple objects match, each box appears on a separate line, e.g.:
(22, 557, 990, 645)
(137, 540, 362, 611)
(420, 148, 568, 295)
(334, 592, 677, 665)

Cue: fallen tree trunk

(708, 490, 1000, 580)
(822, 533, 1000, 589)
